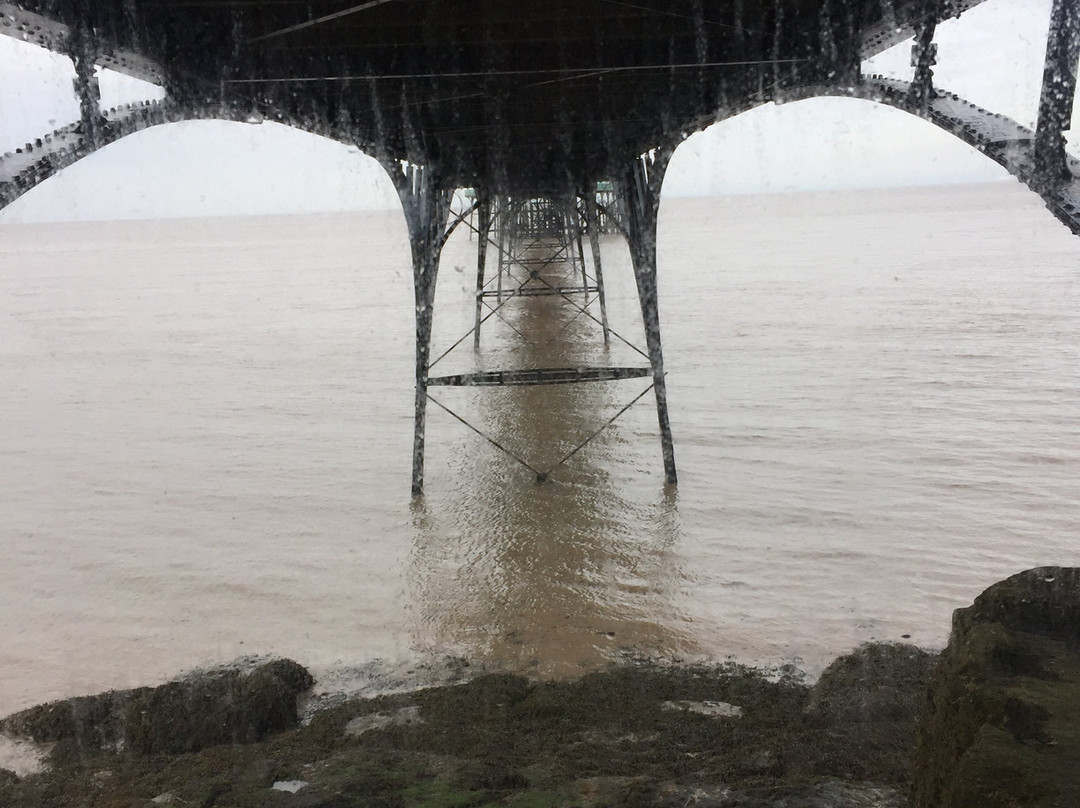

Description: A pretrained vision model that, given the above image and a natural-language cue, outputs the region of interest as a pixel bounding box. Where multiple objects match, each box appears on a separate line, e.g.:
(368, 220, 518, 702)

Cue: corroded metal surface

(2, 0, 988, 194)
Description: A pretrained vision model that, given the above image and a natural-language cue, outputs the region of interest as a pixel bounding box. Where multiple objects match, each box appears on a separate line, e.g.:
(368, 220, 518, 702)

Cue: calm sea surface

(1, 182, 1078, 716)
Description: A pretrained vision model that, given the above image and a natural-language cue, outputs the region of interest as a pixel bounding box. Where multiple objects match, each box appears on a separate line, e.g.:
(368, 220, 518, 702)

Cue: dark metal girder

(6, 0, 988, 192)
(428, 367, 651, 386)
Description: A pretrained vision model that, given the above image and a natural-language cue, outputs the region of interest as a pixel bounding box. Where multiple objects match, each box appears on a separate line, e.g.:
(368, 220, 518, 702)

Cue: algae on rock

(911, 566, 1080, 808)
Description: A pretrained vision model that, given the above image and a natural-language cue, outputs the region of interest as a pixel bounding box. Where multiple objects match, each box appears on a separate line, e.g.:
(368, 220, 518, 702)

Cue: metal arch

(0, 101, 180, 211)
(0, 102, 399, 213)
(800, 77, 1080, 237)
(0, 1, 165, 84)
(645, 69, 1080, 239)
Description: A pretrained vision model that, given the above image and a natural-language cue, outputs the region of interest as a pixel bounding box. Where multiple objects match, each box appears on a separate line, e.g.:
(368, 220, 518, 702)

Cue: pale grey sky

(0, 0, 1073, 222)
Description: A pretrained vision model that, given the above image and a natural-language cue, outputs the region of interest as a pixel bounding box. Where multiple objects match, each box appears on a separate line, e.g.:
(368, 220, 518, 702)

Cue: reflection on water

(408, 243, 695, 675)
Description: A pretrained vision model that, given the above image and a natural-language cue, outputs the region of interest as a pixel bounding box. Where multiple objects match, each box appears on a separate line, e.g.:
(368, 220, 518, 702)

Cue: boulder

(911, 567, 1080, 808)
(0, 657, 313, 759)
(801, 643, 937, 784)
(808, 642, 937, 726)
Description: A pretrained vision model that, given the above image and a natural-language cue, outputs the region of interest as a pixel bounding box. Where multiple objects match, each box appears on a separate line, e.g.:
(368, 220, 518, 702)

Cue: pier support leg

(1035, 0, 1080, 183)
(473, 192, 492, 350)
(908, 7, 939, 111)
(67, 21, 105, 146)
(573, 209, 589, 289)
(384, 161, 453, 497)
(818, 0, 861, 88)
(619, 149, 677, 485)
(584, 192, 611, 346)
(496, 199, 509, 303)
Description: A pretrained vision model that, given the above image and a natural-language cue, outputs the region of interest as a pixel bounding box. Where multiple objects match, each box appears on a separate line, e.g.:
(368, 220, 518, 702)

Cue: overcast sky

(0, 0, 1074, 222)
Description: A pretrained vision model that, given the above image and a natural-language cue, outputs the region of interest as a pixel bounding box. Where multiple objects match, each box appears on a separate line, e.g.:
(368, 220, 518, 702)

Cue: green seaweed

(2, 653, 932, 808)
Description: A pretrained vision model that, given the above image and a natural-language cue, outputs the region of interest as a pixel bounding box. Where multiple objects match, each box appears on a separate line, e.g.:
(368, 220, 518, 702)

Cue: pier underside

(3, 0, 1078, 492)
(3, 0, 994, 196)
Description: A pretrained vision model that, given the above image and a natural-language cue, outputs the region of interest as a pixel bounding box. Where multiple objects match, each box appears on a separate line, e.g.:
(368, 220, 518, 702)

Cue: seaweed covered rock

(799, 643, 937, 784)
(808, 642, 937, 726)
(911, 567, 1080, 808)
(2, 659, 926, 808)
(0, 657, 313, 759)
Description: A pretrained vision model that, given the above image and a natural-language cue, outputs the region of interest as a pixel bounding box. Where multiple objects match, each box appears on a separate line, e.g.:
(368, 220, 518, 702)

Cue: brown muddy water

(1, 182, 1078, 718)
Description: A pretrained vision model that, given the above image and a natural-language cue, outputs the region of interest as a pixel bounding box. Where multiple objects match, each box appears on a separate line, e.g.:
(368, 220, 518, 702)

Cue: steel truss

(392, 176, 676, 495)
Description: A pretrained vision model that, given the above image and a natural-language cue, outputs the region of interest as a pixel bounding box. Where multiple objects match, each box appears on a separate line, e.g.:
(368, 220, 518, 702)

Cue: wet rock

(0, 657, 313, 759)
(725, 781, 902, 807)
(797, 642, 936, 785)
(662, 699, 743, 718)
(911, 567, 1080, 808)
(0, 657, 940, 807)
(745, 748, 777, 774)
(453, 761, 529, 791)
(808, 643, 937, 726)
(344, 705, 424, 737)
(271, 779, 309, 793)
(0, 733, 51, 778)
(627, 780, 903, 807)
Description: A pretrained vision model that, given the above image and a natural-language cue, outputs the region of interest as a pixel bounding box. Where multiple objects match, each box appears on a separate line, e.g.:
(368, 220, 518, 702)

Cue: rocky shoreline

(1, 567, 1076, 808)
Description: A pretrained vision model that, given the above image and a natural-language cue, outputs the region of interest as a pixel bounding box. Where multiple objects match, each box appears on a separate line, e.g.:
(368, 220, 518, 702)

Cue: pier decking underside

(4, 0, 988, 196)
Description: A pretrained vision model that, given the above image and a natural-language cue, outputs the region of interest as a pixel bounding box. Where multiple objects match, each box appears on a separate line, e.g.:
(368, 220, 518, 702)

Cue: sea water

(1, 182, 1078, 716)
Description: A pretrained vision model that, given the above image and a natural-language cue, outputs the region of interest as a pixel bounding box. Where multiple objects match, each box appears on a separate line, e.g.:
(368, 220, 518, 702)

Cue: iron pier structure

(2, 0, 1079, 494)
